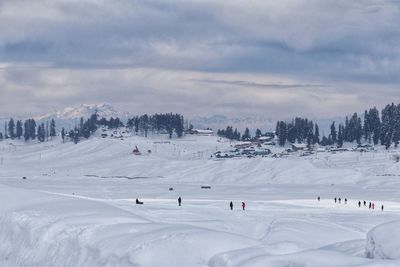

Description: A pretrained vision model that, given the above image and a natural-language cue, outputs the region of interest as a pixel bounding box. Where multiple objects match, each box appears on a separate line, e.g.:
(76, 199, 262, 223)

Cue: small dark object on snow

(201, 186, 211, 189)
(136, 198, 143, 205)
(178, 197, 182, 206)
(169, 187, 174, 191)
(229, 201, 233, 210)
(317, 196, 320, 201)
(22, 177, 27, 180)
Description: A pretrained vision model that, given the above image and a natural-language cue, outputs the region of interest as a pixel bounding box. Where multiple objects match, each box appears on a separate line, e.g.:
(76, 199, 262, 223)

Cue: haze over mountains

(0, 103, 344, 133)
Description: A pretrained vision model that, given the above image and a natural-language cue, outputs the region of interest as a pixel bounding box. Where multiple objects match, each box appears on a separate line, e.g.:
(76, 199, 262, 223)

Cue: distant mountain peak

(35, 103, 128, 121)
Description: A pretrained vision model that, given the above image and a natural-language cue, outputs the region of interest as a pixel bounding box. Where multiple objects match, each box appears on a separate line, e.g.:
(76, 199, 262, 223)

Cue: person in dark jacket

(229, 201, 233, 210)
(358, 201, 361, 207)
(178, 197, 182, 206)
(136, 198, 143, 205)
(242, 202, 246, 211)
(381, 205, 384, 211)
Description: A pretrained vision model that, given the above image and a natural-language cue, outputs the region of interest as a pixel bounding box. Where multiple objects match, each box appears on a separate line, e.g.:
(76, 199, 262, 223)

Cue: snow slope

(0, 134, 400, 266)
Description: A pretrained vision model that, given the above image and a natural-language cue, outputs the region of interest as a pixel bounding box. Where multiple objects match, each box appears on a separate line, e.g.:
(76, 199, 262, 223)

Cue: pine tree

(50, 119, 56, 139)
(276, 121, 287, 146)
(393, 104, 400, 148)
(16, 120, 23, 139)
(330, 121, 337, 144)
(287, 122, 296, 143)
(363, 110, 371, 143)
(61, 127, 65, 143)
(37, 123, 46, 142)
(242, 127, 251, 141)
(24, 120, 29, 141)
(338, 124, 344, 147)
(29, 119, 36, 140)
(8, 118, 15, 139)
(369, 107, 381, 145)
(255, 129, 262, 138)
(314, 124, 320, 144)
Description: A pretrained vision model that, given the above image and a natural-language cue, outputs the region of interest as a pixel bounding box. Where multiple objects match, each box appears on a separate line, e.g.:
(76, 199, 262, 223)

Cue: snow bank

(209, 249, 383, 267)
(366, 221, 400, 260)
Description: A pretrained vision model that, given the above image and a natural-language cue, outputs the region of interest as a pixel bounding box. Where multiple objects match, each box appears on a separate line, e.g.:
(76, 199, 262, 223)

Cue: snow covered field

(0, 134, 399, 267)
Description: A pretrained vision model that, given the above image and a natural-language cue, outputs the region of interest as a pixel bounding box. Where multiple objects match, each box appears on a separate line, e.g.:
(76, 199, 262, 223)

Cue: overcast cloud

(1, 0, 400, 118)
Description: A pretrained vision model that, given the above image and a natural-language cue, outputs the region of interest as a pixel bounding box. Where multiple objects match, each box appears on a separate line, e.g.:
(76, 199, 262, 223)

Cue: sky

(1, 0, 400, 119)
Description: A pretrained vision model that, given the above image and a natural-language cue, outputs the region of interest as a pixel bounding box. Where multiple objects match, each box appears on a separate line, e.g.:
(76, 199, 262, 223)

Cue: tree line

(217, 126, 273, 141)
(0, 112, 185, 144)
(275, 103, 400, 149)
(126, 113, 184, 138)
(0, 118, 57, 142)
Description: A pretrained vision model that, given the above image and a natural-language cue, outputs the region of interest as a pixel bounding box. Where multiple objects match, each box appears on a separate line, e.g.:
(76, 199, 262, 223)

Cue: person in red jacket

(242, 202, 246, 211)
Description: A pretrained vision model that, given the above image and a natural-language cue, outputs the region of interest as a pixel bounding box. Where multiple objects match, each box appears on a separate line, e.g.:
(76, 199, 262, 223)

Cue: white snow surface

(0, 134, 400, 266)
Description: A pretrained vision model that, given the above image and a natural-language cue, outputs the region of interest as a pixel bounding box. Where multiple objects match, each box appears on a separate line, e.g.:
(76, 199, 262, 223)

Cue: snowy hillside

(0, 133, 400, 266)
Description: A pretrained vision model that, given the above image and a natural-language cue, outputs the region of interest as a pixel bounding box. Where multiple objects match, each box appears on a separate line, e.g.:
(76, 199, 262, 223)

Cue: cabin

(292, 143, 308, 151)
(190, 129, 214, 136)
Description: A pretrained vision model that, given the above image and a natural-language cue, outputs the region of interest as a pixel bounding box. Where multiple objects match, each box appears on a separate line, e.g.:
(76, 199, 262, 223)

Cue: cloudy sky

(1, 0, 400, 119)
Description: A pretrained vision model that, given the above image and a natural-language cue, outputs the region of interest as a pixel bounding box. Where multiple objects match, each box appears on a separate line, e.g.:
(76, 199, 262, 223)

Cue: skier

(381, 205, 384, 211)
(317, 196, 320, 202)
(178, 197, 182, 206)
(344, 198, 347, 204)
(358, 201, 361, 207)
(242, 202, 246, 211)
(334, 197, 337, 203)
(372, 203, 375, 210)
(135, 198, 143, 205)
(338, 198, 341, 204)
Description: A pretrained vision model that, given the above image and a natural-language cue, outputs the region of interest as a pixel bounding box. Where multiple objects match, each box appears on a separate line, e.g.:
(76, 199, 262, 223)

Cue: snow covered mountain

(33, 103, 131, 131)
(35, 103, 130, 121)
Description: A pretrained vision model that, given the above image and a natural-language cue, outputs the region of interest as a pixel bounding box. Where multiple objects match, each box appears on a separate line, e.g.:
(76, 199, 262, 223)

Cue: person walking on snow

(178, 197, 182, 206)
(381, 205, 384, 211)
(369, 202, 372, 209)
(338, 198, 341, 204)
(372, 203, 375, 210)
(345, 198, 347, 204)
(363, 200, 366, 207)
(334, 197, 337, 203)
(230, 201, 233, 210)
(242, 202, 246, 211)
(317, 196, 320, 202)
(358, 201, 361, 207)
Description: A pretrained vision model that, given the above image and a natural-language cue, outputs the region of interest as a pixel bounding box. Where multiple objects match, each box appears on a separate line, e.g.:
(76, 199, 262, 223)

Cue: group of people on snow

(136, 195, 385, 212)
(229, 201, 246, 211)
(317, 196, 384, 211)
(135, 197, 246, 211)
